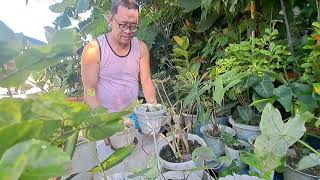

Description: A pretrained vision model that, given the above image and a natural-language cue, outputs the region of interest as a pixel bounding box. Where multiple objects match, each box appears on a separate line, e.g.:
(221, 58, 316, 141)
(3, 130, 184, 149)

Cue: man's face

(110, 5, 139, 45)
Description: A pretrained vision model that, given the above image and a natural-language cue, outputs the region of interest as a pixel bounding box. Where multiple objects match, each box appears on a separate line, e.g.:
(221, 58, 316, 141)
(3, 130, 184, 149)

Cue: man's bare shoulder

(82, 39, 100, 65)
(138, 40, 149, 58)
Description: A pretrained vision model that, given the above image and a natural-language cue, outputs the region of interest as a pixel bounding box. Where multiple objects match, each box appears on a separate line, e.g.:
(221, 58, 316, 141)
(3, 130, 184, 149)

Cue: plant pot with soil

(200, 124, 236, 157)
(284, 146, 320, 180)
(157, 133, 207, 177)
(109, 125, 137, 149)
(228, 105, 261, 141)
(134, 103, 166, 134)
(224, 138, 252, 169)
(155, 171, 203, 180)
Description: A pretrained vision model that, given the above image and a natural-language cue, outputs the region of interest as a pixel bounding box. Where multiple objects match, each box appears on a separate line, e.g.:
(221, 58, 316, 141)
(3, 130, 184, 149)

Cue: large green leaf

(175, 0, 201, 12)
(273, 85, 293, 112)
(0, 139, 70, 180)
(0, 20, 15, 42)
(0, 120, 60, 158)
(214, 75, 225, 106)
(255, 104, 305, 157)
(54, 13, 72, 28)
(82, 118, 124, 141)
(292, 82, 318, 111)
(49, 0, 77, 13)
(237, 105, 253, 122)
(297, 153, 320, 170)
(196, 12, 218, 32)
(253, 75, 274, 98)
(76, 0, 90, 13)
(90, 144, 135, 172)
(0, 98, 33, 127)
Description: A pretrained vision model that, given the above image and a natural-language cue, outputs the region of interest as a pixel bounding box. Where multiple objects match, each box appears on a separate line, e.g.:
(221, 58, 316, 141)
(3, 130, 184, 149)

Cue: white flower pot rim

(228, 117, 260, 131)
(157, 134, 207, 171)
(286, 164, 320, 178)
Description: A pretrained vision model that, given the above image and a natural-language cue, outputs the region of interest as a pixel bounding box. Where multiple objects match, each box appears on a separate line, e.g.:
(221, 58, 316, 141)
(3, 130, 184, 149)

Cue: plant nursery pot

(157, 134, 207, 177)
(215, 116, 229, 126)
(109, 126, 137, 149)
(134, 103, 166, 134)
(155, 171, 203, 180)
(228, 117, 261, 141)
(224, 140, 252, 169)
(200, 124, 236, 157)
(284, 165, 320, 180)
(247, 135, 258, 145)
(219, 174, 262, 180)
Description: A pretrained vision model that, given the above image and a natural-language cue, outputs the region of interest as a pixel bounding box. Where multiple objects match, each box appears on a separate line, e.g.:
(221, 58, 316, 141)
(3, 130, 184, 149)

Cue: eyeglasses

(113, 17, 139, 32)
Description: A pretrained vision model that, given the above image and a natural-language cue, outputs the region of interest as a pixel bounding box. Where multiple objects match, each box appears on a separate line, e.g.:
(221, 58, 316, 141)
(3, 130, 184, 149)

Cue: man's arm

(81, 40, 101, 109)
(139, 40, 157, 104)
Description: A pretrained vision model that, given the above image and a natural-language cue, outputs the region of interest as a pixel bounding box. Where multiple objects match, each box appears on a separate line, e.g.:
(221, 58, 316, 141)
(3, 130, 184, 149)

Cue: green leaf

(297, 153, 320, 171)
(313, 83, 320, 95)
(196, 12, 218, 32)
(0, 20, 15, 42)
(292, 83, 317, 111)
(240, 151, 261, 170)
(256, 104, 306, 157)
(54, 13, 72, 28)
(0, 139, 70, 180)
(175, 0, 201, 12)
(81, 111, 128, 141)
(90, 144, 135, 172)
(253, 75, 274, 98)
(316, 118, 320, 128)
(218, 156, 233, 167)
(237, 105, 253, 122)
(0, 120, 60, 158)
(214, 75, 225, 106)
(273, 85, 292, 112)
(76, 0, 90, 13)
(49, 0, 77, 13)
(192, 146, 215, 166)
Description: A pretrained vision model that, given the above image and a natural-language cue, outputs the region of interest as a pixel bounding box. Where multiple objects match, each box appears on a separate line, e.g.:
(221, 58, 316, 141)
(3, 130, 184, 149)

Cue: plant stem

(297, 139, 320, 157)
(280, 0, 294, 55)
(63, 131, 79, 159)
(88, 140, 108, 180)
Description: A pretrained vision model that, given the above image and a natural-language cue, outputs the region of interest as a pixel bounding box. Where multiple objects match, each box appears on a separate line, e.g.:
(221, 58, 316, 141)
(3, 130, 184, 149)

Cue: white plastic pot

(219, 174, 262, 180)
(134, 103, 166, 134)
(156, 171, 202, 180)
(284, 165, 320, 180)
(224, 140, 252, 169)
(200, 124, 236, 157)
(228, 117, 261, 141)
(157, 134, 207, 177)
(109, 127, 137, 149)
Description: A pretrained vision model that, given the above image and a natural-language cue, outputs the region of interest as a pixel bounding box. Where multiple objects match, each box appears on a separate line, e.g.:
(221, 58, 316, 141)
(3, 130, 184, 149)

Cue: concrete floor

(62, 131, 158, 180)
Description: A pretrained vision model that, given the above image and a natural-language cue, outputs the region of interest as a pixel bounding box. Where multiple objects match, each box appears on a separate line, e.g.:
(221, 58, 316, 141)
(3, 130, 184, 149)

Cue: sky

(0, 0, 60, 43)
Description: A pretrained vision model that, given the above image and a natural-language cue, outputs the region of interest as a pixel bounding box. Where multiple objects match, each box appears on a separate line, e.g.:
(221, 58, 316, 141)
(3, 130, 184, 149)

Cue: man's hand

(123, 117, 134, 127)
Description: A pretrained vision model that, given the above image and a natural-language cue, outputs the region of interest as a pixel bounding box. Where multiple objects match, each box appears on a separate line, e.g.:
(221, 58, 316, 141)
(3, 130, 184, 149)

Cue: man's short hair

(111, 0, 139, 15)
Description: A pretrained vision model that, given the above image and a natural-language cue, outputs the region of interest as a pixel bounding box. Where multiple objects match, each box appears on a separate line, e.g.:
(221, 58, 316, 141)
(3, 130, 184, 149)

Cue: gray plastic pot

(284, 165, 320, 180)
(200, 124, 236, 157)
(225, 140, 251, 169)
(109, 127, 137, 149)
(228, 117, 261, 141)
(157, 134, 207, 178)
(134, 103, 166, 134)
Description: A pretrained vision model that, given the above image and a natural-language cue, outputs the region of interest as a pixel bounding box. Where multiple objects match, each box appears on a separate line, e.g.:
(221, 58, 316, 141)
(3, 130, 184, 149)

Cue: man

(81, 0, 157, 113)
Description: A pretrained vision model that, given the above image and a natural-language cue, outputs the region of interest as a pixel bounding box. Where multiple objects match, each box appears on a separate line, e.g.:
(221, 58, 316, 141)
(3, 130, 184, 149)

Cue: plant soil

(204, 128, 220, 138)
(229, 144, 246, 150)
(287, 146, 320, 176)
(159, 140, 201, 163)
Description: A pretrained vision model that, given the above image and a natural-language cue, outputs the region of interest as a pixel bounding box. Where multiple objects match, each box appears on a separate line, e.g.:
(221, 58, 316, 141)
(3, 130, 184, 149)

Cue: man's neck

(108, 32, 130, 50)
